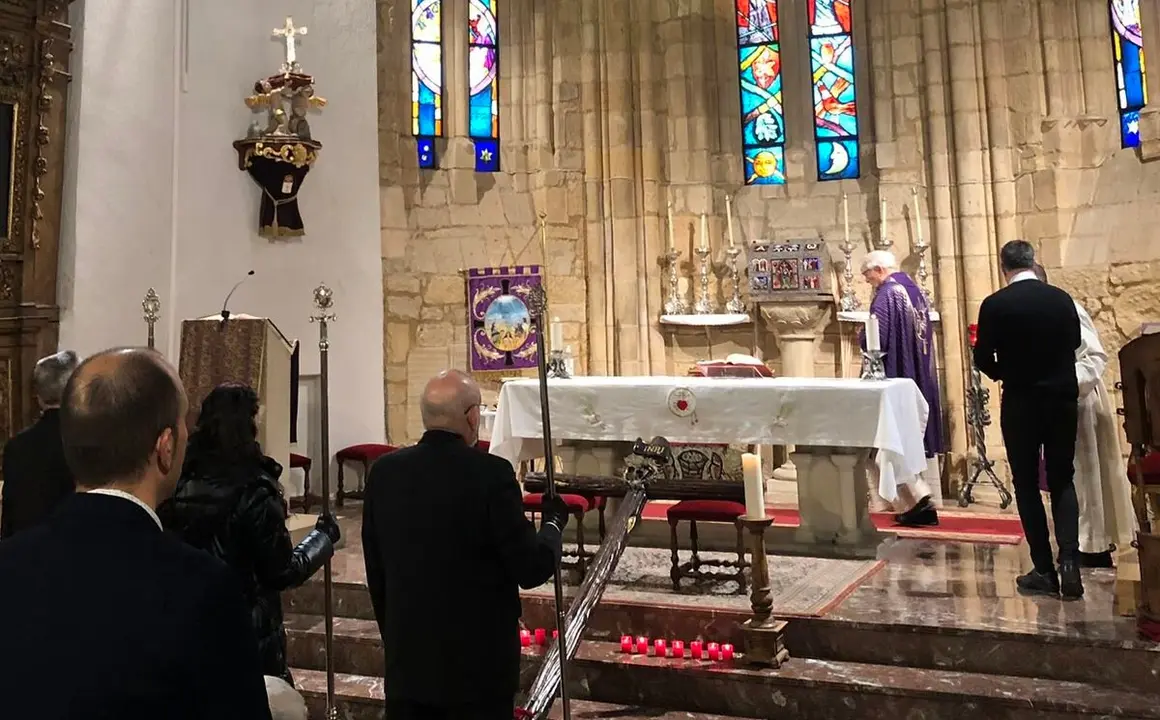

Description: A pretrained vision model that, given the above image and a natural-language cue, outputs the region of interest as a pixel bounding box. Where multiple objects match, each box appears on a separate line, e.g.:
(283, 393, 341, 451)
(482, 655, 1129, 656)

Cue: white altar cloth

(489, 376, 930, 501)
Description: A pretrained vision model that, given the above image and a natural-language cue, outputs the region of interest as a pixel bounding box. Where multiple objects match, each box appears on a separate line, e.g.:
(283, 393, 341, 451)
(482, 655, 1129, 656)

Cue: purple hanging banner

(466, 265, 542, 373)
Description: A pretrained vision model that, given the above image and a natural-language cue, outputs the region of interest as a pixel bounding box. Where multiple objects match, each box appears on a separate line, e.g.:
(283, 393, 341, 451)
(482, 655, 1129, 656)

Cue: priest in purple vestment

(859, 250, 944, 527)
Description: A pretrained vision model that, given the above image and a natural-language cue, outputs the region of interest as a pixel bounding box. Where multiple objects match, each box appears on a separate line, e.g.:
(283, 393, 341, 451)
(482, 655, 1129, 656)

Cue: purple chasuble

(860, 272, 944, 457)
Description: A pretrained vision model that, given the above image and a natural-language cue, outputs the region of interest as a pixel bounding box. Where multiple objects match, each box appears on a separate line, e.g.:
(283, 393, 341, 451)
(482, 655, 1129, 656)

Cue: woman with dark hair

(159, 383, 340, 683)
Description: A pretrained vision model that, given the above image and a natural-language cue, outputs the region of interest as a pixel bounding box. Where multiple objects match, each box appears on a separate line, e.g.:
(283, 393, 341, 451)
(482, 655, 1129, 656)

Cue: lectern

(178, 315, 295, 477)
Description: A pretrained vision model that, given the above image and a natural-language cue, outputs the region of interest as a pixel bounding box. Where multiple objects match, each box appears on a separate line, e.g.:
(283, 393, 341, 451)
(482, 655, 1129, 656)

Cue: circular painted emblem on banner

(483, 294, 532, 352)
(667, 387, 696, 417)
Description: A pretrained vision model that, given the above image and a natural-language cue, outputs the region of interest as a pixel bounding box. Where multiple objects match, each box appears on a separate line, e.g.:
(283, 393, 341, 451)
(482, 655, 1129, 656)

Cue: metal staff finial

(309, 282, 338, 720)
(525, 282, 572, 720)
(142, 288, 161, 349)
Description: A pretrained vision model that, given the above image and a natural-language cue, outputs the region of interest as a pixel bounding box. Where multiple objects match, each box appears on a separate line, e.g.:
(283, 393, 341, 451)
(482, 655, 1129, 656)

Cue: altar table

(490, 376, 931, 556)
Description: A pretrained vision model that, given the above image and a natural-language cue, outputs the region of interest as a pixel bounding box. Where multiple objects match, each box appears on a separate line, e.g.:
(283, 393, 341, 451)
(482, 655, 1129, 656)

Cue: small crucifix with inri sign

(273, 17, 308, 73)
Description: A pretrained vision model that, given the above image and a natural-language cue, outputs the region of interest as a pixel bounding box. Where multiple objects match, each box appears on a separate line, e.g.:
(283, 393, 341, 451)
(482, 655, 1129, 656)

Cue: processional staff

(309, 283, 339, 720)
(142, 288, 161, 349)
(518, 284, 572, 720)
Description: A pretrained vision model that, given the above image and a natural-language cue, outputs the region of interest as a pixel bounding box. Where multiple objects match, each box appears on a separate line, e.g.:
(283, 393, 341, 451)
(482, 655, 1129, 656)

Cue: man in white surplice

(1034, 264, 1137, 567)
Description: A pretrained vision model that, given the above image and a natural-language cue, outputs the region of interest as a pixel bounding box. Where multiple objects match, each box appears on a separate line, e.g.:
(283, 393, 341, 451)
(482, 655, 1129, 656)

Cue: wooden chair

(667, 499, 749, 594)
(335, 443, 398, 506)
(524, 493, 594, 581)
(288, 453, 319, 513)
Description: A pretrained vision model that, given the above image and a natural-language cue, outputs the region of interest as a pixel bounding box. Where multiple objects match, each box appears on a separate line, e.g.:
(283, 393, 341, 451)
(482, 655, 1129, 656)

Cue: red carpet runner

(639, 502, 1025, 545)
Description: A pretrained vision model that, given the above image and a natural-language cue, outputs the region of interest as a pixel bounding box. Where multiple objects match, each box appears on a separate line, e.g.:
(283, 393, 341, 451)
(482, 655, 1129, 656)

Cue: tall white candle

(742, 452, 765, 520)
(880, 198, 887, 243)
(912, 187, 923, 245)
(866, 314, 881, 354)
(842, 192, 849, 246)
(667, 199, 675, 251)
(550, 316, 563, 350)
(700, 212, 709, 251)
(726, 195, 736, 248)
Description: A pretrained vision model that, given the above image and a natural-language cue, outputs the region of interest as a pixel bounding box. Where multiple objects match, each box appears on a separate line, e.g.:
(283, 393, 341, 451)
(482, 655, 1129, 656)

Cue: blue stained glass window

(469, 0, 500, 171)
(736, 1, 785, 185)
(1110, 0, 1147, 149)
(807, 0, 859, 181)
(412, 0, 443, 168)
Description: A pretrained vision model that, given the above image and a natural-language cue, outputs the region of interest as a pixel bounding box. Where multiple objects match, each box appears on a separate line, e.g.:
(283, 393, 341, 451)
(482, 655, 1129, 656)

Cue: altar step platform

(284, 513, 1160, 720)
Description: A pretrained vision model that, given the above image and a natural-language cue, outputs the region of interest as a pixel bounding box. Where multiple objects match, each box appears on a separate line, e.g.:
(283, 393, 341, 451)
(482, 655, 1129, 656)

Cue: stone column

(759, 302, 833, 481)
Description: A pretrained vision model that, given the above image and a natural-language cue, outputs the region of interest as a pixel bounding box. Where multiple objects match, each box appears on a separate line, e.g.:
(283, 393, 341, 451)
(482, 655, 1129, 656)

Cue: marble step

(293, 668, 758, 720)
(285, 624, 1160, 719)
(283, 590, 1160, 692)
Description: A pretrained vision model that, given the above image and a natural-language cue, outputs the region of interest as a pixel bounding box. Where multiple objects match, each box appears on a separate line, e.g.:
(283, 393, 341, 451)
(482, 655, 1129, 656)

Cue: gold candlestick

(142, 288, 161, 349)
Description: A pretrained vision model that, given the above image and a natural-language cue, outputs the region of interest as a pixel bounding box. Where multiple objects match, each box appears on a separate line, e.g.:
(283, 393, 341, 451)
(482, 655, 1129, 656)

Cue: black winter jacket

(158, 452, 332, 683)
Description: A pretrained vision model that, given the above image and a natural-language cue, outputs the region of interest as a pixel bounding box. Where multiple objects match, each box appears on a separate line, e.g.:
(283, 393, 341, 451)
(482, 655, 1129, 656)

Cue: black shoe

(894, 497, 939, 527)
(1016, 569, 1060, 597)
(1059, 558, 1084, 601)
(1078, 550, 1114, 569)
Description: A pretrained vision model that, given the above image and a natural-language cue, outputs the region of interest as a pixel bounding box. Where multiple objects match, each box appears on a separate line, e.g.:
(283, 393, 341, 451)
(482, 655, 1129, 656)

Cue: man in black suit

(974, 240, 1084, 600)
(0, 348, 272, 720)
(1, 350, 78, 539)
(362, 369, 569, 720)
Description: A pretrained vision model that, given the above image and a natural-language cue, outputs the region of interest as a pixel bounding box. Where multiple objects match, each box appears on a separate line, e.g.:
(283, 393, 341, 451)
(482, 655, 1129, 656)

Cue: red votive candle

(689, 641, 703, 659)
(534, 628, 547, 646)
(721, 643, 734, 661)
(519, 629, 531, 647)
(620, 635, 633, 653)
(653, 639, 667, 657)
(552, 629, 559, 639)
(671, 640, 685, 658)
(706, 642, 720, 661)
(635, 636, 648, 654)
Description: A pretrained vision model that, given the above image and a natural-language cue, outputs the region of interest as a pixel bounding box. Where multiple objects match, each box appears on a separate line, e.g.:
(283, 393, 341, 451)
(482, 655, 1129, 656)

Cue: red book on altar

(687, 354, 774, 379)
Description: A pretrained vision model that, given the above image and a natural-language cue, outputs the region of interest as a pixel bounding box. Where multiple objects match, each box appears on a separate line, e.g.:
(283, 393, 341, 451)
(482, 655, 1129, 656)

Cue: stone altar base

(284, 510, 1160, 719)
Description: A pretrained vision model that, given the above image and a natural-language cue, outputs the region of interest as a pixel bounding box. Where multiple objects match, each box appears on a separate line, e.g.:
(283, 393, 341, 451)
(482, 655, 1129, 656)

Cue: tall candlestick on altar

(842, 192, 849, 246)
(742, 452, 765, 519)
(550, 317, 563, 351)
(667, 198, 676, 251)
(879, 198, 887, 246)
(700, 212, 709, 251)
(726, 194, 736, 248)
(912, 187, 923, 246)
(866, 314, 881, 354)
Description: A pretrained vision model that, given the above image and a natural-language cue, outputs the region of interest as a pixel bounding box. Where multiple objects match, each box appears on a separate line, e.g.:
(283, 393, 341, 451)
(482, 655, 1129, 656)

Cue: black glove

(315, 513, 341, 545)
(539, 494, 570, 532)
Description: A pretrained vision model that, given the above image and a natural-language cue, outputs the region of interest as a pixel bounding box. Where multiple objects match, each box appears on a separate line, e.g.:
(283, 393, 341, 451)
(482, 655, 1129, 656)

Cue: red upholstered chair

(335, 443, 398, 506)
(667, 500, 749, 594)
(524, 493, 592, 580)
(288, 453, 318, 513)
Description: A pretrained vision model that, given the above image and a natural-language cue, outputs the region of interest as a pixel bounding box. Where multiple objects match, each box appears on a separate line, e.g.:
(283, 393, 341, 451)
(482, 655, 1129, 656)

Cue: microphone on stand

(220, 270, 256, 324)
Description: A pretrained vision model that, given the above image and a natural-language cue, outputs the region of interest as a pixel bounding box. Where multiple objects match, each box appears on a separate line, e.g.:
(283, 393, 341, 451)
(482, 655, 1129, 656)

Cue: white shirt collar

(86, 489, 163, 530)
(1009, 270, 1039, 284)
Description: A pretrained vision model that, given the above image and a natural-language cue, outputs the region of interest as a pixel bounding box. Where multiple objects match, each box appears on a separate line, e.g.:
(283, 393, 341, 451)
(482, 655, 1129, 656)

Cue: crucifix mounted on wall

(232, 16, 327, 239)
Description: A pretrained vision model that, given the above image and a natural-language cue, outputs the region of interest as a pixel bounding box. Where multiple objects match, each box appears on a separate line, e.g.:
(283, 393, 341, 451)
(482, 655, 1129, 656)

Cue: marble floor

(324, 504, 1149, 646)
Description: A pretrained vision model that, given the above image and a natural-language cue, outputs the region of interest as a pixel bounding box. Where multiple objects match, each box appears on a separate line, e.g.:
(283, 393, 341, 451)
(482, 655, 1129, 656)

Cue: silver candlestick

(693, 246, 714, 314)
(860, 349, 885, 380)
(914, 236, 933, 307)
(663, 249, 687, 315)
(724, 246, 745, 314)
(548, 348, 572, 379)
(839, 238, 860, 311)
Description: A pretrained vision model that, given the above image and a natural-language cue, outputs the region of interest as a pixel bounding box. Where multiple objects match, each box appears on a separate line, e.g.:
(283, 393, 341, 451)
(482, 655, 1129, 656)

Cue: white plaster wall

(59, 0, 385, 473)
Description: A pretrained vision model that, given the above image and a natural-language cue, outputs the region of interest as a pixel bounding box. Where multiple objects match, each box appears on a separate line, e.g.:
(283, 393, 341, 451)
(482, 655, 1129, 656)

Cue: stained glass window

(736, 1, 785, 185)
(469, 0, 500, 172)
(1110, 0, 1147, 148)
(808, 0, 859, 181)
(412, 0, 443, 169)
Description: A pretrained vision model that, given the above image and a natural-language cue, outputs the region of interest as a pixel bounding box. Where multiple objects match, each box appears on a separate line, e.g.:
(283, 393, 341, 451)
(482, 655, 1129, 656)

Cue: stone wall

(378, 0, 1160, 476)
